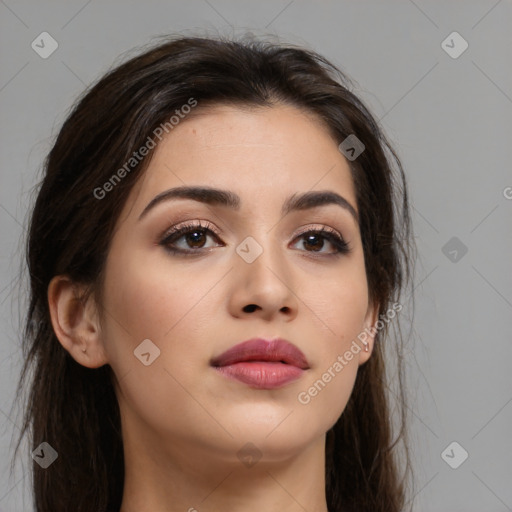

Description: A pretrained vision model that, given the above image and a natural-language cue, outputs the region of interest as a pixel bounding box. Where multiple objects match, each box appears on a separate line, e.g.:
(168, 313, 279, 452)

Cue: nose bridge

(230, 227, 297, 317)
(237, 229, 283, 279)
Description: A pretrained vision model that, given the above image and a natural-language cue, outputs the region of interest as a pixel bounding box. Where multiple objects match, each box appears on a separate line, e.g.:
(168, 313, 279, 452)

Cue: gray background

(1, 1, 511, 511)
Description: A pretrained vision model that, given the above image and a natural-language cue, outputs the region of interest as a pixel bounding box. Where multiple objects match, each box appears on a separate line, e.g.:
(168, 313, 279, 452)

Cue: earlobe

(47, 275, 108, 368)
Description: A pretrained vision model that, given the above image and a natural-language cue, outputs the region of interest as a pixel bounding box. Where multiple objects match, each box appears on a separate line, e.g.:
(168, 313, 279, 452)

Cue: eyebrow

(137, 186, 359, 224)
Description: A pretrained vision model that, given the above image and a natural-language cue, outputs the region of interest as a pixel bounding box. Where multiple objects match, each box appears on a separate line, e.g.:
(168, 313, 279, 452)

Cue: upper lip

(210, 338, 310, 370)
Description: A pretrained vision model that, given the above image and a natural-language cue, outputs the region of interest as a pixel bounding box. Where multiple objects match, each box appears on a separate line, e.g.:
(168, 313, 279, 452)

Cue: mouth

(210, 338, 309, 390)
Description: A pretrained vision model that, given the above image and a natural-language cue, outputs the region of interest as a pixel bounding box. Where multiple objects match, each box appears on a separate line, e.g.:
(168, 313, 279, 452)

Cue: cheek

(103, 246, 216, 344)
(100, 244, 224, 398)
(293, 265, 368, 427)
(296, 300, 363, 430)
(307, 264, 369, 343)
(101, 250, 223, 442)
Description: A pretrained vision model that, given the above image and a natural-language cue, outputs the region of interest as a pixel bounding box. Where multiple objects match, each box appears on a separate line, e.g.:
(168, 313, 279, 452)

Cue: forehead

(127, 104, 357, 217)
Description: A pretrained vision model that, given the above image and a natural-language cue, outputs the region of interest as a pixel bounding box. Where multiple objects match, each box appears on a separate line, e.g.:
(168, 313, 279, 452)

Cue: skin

(48, 103, 378, 512)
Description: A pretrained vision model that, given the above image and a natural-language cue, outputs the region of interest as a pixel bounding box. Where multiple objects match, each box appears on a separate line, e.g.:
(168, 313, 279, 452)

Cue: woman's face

(97, 104, 376, 465)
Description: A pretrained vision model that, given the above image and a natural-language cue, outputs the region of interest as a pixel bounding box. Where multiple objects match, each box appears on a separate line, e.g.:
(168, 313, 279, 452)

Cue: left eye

(291, 229, 349, 255)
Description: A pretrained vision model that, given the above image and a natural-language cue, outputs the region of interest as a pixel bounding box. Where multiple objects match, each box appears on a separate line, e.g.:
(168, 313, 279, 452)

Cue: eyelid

(160, 219, 222, 239)
(293, 224, 344, 240)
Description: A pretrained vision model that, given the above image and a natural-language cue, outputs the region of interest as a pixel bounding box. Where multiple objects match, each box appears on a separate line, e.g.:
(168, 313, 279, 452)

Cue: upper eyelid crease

(138, 186, 359, 225)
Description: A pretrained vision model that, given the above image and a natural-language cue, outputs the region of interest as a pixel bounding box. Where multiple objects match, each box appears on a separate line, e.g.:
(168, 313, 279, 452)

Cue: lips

(210, 338, 310, 369)
(210, 338, 309, 390)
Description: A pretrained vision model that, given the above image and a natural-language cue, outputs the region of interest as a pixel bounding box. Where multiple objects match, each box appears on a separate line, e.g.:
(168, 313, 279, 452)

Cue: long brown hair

(13, 34, 415, 512)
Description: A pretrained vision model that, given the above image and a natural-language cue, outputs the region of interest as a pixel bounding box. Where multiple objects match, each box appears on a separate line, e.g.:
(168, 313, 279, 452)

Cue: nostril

(243, 304, 258, 313)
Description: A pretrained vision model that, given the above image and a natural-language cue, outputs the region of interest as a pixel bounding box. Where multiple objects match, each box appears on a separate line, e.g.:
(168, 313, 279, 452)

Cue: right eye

(160, 221, 224, 255)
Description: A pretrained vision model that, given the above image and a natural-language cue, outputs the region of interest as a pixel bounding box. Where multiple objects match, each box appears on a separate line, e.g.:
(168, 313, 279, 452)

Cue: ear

(358, 300, 380, 366)
(47, 275, 108, 368)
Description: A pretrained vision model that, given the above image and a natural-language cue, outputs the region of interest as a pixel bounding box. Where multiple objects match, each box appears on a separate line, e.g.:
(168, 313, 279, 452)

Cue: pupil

(188, 230, 205, 247)
(305, 234, 323, 251)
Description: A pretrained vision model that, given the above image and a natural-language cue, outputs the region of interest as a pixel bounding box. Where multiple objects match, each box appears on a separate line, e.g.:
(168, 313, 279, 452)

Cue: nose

(227, 239, 299, 322)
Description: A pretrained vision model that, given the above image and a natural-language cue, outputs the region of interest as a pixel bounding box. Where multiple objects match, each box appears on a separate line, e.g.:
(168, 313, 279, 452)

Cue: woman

(14, 34, 415, 512)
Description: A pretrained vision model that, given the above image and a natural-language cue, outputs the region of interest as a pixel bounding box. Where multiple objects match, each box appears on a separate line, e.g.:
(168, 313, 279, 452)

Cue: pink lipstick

(210, 338, 309, 389)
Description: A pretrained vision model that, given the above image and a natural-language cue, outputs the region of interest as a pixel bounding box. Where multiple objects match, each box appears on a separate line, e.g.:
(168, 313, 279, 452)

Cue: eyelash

(159, 220, 350, 258)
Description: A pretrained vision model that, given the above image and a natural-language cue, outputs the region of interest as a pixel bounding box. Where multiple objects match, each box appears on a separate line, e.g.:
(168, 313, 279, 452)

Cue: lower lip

(213, 361, 305, 389)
